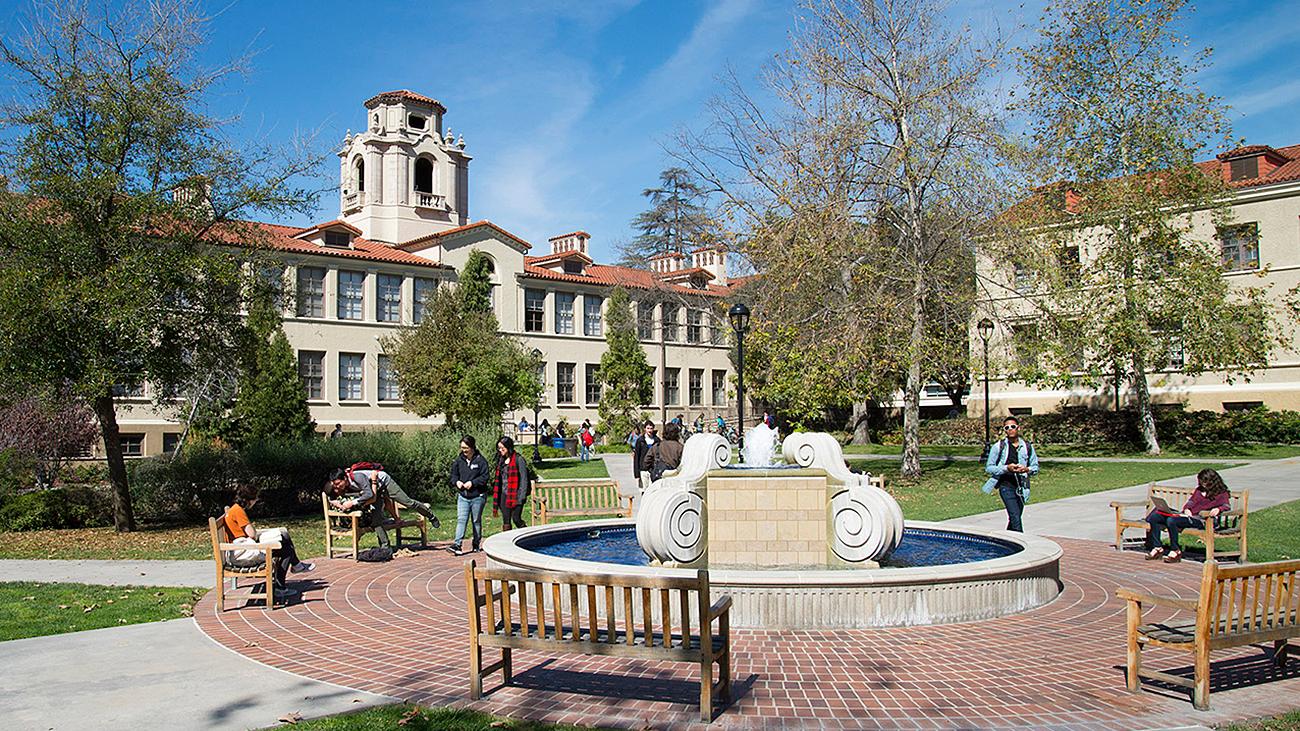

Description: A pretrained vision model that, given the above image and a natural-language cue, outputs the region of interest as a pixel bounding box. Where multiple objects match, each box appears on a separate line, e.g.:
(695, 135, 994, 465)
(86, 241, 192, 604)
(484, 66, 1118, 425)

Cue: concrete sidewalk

(0, 618, 394, 731)
(941, 457, 1300, 542)
(0, 559, 211, 587)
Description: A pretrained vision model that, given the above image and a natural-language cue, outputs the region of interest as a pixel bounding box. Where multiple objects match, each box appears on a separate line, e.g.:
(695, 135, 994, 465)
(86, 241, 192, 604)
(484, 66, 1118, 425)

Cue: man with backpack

(982, 416, 1039, 532)
(328, 463, 441, 550)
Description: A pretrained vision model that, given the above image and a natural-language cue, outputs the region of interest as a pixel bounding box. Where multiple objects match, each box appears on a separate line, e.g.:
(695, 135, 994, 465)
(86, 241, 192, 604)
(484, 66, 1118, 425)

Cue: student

(329, 423, 344, 439)
(579, 424, 595, 462)
(517, 416, 531, 433)
(1144, 468, 1232, 563)
(448, 435, 490, 555)
(222, 484, 312, 589)
(633, 420, 658, 482)
(643, 421, 685, 481)
(982, 416, 1039, 532)
(328, 464, 442, 548)
(493, 436, 532, 531)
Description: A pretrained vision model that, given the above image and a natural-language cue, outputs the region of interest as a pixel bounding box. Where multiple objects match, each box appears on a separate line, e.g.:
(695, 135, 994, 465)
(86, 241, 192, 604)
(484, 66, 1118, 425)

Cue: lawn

(257, 705, 589, 731)
(841, 442, 1300, 460)
(1220, 710, 1300, 731)
(1226, 498, 1300, 563)
(846, 457, 1239, 522)
(0, 582, 205, 641)
(0, 458, 615, 561)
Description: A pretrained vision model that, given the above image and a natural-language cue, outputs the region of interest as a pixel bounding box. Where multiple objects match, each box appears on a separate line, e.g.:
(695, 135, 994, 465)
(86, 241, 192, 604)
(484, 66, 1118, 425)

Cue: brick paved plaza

(195, 537, 1300, 730)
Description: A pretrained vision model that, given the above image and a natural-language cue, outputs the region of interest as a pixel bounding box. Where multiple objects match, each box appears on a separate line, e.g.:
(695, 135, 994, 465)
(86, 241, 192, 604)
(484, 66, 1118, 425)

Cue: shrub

(130, 438, 248, 522)
(0, 485, 113, 531)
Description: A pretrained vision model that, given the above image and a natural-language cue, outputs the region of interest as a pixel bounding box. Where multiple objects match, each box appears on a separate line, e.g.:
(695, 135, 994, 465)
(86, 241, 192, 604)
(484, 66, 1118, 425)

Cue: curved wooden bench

(530, 478, 634, 525)
(465, 560, 731, 721)
(1110, 483, 1249, 562)
(1118, 557, 1300, 709)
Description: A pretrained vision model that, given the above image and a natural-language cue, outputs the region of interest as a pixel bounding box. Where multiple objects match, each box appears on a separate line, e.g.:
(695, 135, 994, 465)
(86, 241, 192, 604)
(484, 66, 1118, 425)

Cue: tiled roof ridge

(398, 220, 533, 251)
(547, 230, 590, 240)
(364, 90, 444, 111)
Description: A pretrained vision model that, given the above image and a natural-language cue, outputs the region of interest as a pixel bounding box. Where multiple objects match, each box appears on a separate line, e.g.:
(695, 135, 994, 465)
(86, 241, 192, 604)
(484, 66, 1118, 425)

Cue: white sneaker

(290, 562, 315, 574)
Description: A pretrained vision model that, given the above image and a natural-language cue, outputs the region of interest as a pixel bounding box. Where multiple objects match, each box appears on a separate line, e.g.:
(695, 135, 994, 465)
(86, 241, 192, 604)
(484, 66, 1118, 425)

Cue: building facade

(112, 91, 736, 456)
(971, 143, 1300, 418)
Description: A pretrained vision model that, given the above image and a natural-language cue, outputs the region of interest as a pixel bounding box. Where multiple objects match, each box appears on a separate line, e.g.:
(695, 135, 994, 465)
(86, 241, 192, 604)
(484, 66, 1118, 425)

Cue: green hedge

(0, 486, 113, 531)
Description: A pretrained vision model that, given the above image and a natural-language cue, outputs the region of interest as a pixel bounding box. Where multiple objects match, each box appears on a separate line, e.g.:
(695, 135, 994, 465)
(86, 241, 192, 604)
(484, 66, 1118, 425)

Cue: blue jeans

(579, 444, 591, 461)
(1145, 510, 1202, 551)
(452, 494, 487, 550)
(999, 483, 1024, 532)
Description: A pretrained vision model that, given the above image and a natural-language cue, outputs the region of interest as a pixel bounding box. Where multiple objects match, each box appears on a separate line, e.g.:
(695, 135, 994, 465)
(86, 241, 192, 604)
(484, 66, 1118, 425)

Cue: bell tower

(338, 90, 472, 244)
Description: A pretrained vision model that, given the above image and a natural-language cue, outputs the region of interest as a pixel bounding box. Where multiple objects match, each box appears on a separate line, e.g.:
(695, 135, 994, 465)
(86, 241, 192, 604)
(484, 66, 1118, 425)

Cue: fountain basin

(484, 518, 1063, 629)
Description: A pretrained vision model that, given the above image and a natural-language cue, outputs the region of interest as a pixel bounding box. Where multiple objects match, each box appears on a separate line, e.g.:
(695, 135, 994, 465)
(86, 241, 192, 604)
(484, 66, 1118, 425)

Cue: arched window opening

(408, 114, 426, 130)
(414, 158, 434, 194)
(353, 158, 365, 192)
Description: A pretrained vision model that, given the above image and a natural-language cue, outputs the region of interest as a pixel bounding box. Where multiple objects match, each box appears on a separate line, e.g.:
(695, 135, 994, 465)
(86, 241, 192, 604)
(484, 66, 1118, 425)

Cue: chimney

(548, 231, 590, 256)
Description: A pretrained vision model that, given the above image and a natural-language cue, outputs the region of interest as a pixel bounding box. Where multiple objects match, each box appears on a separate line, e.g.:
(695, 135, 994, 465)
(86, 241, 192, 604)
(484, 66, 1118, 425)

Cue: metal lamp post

(531, 348, 543, 463)
(977, 318, 995, 461)
(728, 302, 751, 462)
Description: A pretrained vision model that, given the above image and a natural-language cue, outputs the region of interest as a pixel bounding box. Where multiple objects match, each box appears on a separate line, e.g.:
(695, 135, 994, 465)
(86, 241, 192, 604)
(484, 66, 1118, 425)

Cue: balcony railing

(342, 191, 366, 212)
(414, 191, 446, 209)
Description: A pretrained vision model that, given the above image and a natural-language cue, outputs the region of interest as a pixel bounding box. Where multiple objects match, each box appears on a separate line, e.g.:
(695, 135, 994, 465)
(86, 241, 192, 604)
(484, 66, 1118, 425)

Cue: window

(563, 260, 583, 275)
(298, 351, 324, 399)
(1008, 407, 1033, 416)
(555, 292, 575, 335)
(353, 158, 364, 192)
(687, 309, 704, 344)
(710, 311, 725, 345)
(378, 355, 400, 401)
(524, 289, 545, 332)
(637, 302, 655, 340)
(1012, 324, 1039, 369)
(162, 433, 182, 455)
(584, 295, 603, 337)
(296, 267, 325, 317)
(408, 114, 426, 130)
(376, 274, 403, 323)
(1013, 262, 1032, 293)
(662, 303, 679, 342)
(111, 382, 145, 398)
(712, 370, 727, 405)
(324, 230, 351, 248)
(119, 434, 144, 457)
(413, 278, 436, 323)
(689, 369, 703, 406)
(254, 264, 285, 299)
(585, 364, 602, 404)
(1219, 223, 1259, 271)
(1223, 401, 1264, 411)
(1154, 325, 1185, 371)
(1229, 157, 1258, 182)
(414, 158, 434, 194)
(338, 270, 365, 320)
(664, 368, 680, 405)
(339, 353, 364, 401)
(557, 363, 576, 404)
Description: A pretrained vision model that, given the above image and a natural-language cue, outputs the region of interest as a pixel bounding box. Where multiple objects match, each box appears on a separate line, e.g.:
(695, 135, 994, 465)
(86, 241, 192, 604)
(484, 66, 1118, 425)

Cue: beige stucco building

(112, 91, 737, 457)
(971, 143, 1300, 418)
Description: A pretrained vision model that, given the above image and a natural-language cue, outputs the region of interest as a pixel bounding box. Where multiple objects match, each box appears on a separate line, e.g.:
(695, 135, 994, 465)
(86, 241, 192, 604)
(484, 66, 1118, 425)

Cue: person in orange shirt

(223, 484, 313, 588)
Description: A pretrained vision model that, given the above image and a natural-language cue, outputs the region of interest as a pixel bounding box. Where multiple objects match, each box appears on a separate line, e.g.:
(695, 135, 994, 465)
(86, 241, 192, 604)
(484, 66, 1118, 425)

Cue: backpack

(346, 462, 389, 509)
(581, 430, 594, 446)
(357, 546, 393, 562)
(648, 443, 668, 482)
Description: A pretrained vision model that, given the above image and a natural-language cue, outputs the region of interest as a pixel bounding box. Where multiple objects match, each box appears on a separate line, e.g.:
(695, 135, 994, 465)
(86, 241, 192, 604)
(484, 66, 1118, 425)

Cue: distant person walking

(329, 423, 344, 439)
(494, 436, 532, 531)
(983, 416, 1039, 532)
(448, 435, 490, 556)
(633, 420, 658, 482)
(579, 424, 595, 462)
(1144, 468, 1232, 564)
(643, 421, 684, 482)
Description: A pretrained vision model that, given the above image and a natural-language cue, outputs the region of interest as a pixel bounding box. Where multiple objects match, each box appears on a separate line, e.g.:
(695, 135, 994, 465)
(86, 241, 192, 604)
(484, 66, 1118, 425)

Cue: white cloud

(1232, 77, 1300, 118)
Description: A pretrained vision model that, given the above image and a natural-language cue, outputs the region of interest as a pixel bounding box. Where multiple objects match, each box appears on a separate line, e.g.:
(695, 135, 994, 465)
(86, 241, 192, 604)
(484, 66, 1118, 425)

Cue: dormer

(532, 248, 593, 276)
(1216, 145, 1288, 183)
(548, 231, 590, 256)
(690, 245, 728, 286)
(294, 220, 363, 249)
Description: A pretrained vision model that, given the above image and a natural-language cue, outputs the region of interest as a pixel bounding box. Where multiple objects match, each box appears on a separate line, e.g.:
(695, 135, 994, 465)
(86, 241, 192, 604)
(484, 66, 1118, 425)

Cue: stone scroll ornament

(635, 433, 730, 565)
(782, 432, 904, 563)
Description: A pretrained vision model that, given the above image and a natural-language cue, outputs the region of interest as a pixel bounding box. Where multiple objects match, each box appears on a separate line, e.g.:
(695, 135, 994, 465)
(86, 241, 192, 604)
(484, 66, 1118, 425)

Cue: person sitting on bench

(223, 483, 313, 587)
(1145, 468, 1232, 564)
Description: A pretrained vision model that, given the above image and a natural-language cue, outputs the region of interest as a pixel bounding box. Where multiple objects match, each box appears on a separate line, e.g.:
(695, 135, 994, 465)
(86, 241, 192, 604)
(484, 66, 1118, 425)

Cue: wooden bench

(464, 560, 732, 721)
(531, 478, 634, 525)
(321, 493, 427, 560)
(208, 516, 282, 611)
(1117, 557, 1300, 710)
(1110, 483, 1250, 562)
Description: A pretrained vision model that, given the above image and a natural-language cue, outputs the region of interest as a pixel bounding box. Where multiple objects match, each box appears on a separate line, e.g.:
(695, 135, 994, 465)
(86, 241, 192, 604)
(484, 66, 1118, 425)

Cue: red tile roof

(1196, 142, 1300, 188)
(364, 90, 446, 113)
(529, 249, 593, 266)
(522, 259, 732, 297)
(548, 230, 590, 240)
(656, 266, 715, 282)
(292, 219, 362, 239)
(244, 221, 449, 269)
(398, 220, 533, 253)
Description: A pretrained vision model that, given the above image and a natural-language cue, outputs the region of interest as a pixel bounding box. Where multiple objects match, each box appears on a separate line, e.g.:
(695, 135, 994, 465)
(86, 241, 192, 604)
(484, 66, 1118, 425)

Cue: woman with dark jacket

(448, 435, 491, 555)
(494, 436, 532, 531)
(1145, 468, 1232, 563)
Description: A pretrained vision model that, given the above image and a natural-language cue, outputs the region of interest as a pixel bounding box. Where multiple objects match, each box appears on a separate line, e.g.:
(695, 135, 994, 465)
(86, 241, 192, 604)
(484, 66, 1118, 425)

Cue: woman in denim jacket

(983, 416, 1040, 532)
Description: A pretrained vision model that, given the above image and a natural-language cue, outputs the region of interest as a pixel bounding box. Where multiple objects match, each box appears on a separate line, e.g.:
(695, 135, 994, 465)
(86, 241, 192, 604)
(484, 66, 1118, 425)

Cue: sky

(2, 0, 1296, 263)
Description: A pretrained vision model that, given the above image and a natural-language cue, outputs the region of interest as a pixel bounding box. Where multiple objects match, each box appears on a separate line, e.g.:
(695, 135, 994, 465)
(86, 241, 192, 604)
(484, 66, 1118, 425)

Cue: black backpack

(357, 546, 393, 562)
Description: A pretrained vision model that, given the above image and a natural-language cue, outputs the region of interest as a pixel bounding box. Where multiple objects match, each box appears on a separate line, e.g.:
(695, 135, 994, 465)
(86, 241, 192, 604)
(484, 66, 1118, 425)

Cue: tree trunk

(1130, 356, 1161, 455)
(901, 287, 926, 478)
(92, 393, 136, 532)
(850, 401, 872, 445)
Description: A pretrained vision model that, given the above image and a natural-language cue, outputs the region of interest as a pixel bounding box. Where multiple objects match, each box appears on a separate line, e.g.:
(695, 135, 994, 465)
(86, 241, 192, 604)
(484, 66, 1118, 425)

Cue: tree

(226, 290, 316, 445)
(1005, 0, 1281, 454)
(598, 287, 654, 439)
(0, 2, 322, 530)
(619, 167, 718, 266)
(676, 0, 1007, 476)
(384, 274, 539, 426)
(0, 393, 99, 489)
(459, 249, 494, 314)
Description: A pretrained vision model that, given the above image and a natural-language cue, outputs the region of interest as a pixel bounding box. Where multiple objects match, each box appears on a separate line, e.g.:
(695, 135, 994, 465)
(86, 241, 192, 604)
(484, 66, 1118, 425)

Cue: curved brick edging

(195, 537, 1300, 730)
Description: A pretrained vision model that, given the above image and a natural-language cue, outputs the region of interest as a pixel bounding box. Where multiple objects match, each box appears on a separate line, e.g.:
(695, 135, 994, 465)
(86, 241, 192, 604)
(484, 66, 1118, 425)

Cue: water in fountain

(742, 422, 780, 466)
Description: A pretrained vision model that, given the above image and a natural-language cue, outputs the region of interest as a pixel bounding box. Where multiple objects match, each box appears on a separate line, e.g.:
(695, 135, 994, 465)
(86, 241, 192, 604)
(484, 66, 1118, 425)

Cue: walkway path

(0, 617, 393, 731)
(942, 456, 1300, 542)
(0, 558, 210, 586)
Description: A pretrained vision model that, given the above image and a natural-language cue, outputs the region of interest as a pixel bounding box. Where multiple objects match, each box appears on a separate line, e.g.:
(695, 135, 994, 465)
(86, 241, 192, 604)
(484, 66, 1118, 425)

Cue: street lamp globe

(977, 317, 994, 342)
(728, 302, 751, 335)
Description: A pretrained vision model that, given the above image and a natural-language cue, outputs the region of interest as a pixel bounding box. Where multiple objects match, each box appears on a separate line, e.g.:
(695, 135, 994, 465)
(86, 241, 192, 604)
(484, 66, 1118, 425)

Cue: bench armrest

(708, 595, 733, 622)
(1199, 508, 1243, 519)
(1109, 500, 1147, 509)
(324, 508, 362, 518)
(1115, 587, 1197, 612)
(218, 541, 281, 551)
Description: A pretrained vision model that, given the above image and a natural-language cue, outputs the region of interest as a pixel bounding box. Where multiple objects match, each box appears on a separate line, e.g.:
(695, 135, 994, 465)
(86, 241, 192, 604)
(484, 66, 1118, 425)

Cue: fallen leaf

(58, 605, 69, 610)
(22, 596, 35, 601)
(244, 641, 259, 648)
(106, 600, 114, 604)
(82, 604, 98, 613)
(277, 711, 303, 724)
(351, 699, 362, 704)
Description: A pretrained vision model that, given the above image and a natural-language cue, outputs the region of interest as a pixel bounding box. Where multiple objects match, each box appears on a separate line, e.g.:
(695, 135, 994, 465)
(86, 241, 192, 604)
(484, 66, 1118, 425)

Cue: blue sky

(3, 0, 1296, 263)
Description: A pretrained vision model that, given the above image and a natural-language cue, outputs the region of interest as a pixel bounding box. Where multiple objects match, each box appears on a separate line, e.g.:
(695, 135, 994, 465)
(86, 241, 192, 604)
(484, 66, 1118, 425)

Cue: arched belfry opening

(353, 157, 365, 192)
(414, 158, 434, 194)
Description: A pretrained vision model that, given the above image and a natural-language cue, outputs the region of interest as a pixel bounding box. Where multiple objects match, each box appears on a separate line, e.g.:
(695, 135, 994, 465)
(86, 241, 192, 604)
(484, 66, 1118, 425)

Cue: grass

(840, 442, 1300, 460)
(846, 457, 1239, 522)
(1219, 710, 1300, 730)
(0, 457, 616, 561)
(0, 582, 205, 641)
(1222, 498, 1300, 563)
(256, 704, 590, 731)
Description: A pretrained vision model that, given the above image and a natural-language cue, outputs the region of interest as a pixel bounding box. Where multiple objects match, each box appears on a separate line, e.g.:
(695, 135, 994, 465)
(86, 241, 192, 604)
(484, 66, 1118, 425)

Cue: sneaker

(290, 562, 315, 574)
(431, 516, 442, 529)
(446, 544, 462, 555)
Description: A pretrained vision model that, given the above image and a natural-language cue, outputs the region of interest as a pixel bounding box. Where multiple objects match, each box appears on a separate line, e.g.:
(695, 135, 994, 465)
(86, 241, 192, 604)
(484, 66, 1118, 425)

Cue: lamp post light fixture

(531, 348, 543, 464)
(728, 302, 751, 462)
(976, 318, 995, 461)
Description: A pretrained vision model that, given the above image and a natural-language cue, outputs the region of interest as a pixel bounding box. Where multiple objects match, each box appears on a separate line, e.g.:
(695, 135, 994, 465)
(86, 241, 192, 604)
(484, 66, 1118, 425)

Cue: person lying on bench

(1145, 468, 1231, 564)
(328, 464, 441, 539)
(223, 484, 313, 587)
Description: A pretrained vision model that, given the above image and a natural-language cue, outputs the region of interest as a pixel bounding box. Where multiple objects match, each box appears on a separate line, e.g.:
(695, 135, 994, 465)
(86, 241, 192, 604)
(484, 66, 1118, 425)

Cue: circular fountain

(484, 431, 1062, 629)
